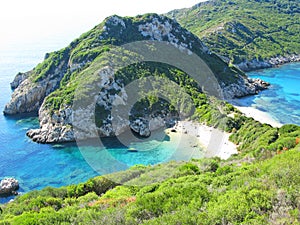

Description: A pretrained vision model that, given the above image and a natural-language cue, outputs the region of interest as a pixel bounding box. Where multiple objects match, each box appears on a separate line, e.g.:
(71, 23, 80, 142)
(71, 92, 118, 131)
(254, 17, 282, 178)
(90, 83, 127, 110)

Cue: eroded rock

(222, 77, 269, 99)
(0, 178, 19, 196)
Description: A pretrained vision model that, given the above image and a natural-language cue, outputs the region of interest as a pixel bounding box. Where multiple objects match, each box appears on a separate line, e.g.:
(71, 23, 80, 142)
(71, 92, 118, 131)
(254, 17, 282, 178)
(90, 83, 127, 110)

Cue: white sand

(167, 121, 238, 160)
(165, 101, 284, 160)
(234, 106, 283, 128)
(227, 99, 283, 128)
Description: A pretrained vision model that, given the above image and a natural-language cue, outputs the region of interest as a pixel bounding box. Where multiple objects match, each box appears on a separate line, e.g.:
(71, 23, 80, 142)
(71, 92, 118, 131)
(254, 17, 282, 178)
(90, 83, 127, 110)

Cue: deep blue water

(236, 63, 300, 126)
(0, 41, 201, 203)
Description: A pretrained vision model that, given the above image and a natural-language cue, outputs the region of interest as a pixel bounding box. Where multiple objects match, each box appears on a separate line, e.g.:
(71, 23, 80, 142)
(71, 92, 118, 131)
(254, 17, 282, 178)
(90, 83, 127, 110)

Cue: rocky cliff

(4, 48, 70, 115)
(4, 14, 267, 143)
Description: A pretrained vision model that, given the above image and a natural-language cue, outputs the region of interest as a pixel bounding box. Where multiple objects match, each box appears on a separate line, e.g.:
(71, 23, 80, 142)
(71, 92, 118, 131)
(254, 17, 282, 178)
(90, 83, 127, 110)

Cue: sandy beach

(165, 100, 285, 160)
(227, 99, 283, 128)
(233, 105, 283, 128)
(166, 121, 238, 160)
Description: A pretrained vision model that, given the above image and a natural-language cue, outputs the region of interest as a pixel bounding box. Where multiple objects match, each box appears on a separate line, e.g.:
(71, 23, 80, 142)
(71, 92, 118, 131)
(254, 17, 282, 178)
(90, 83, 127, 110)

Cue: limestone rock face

(10, 72, 30, 89)
(237, 60, 272, 72)
(4, 55, 69, 115)
(130, 116, 165, 137)
(0, 178, 19, 196)
(26, 104, 74, 143)
(4, 79, 50, 115)
(222, 77, 269, 99)
(130, 118, 151, 137)
(25, 67, 127, 143)
(138, 16, 209, 54)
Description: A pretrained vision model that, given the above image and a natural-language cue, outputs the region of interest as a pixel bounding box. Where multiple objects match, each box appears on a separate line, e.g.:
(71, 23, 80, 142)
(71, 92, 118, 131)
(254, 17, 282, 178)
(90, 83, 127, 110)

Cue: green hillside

(167, 0, 300, 64)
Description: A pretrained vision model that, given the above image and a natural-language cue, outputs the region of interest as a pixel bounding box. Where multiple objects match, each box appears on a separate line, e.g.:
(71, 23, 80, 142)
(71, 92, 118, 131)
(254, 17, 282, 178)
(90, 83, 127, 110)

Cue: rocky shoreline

(26, 111, 171, 144)
(222, 77, 269, 99)
(236, 54, 300, 72)
(25, 76, 269, 144)
(2, 58, 279, 144)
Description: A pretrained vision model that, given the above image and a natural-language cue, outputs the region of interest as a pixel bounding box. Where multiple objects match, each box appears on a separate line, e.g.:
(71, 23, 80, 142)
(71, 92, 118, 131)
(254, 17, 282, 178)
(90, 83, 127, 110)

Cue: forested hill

(167, 0, 300, 66)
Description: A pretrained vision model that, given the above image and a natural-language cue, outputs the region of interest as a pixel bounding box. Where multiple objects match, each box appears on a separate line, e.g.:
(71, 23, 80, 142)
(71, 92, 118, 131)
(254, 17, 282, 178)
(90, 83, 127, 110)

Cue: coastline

(228, 99, 283, 128)
(234, 105, 283, 128)
(236, 54, 300, 72)
(166, 121, 238, 160)
(165, 92, 286, 160)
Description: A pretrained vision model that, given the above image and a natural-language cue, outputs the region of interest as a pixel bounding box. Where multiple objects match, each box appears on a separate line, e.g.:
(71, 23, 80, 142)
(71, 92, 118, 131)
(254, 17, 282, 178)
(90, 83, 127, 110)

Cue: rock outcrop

(222, 77, 269, 99)
(0, 178, 19, 196)
(130, 118, 151, 137)
(4, 79, 49, 115)
(26, 105, 74, 143)
(10, 72, 30, 90)
(3, 49, 70, 115)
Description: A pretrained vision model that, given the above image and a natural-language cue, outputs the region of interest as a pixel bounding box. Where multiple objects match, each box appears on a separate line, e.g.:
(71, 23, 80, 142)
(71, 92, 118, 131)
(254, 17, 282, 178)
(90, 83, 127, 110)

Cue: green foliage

(168, 0, 300, 64)
(32, 48, 70, 82)
(128, 176, 210, 221)
(1, 149, 300, 224)
(229, 119, 300, 157)
(279, 124, 300, 135)
(204, 188, 272, 224)
(113, 61, 205, 121)
(178, 162, 200, 175)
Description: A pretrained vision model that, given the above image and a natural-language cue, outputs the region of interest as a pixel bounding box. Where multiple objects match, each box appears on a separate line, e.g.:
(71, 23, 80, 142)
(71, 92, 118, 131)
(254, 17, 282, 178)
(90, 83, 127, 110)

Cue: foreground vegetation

(0, 121, 299, 224)
(167, 0, 300, 64)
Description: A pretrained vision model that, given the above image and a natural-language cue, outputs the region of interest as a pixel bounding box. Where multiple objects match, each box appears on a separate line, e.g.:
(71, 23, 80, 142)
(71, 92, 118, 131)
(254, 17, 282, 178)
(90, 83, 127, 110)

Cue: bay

(236, 63, 300, 126)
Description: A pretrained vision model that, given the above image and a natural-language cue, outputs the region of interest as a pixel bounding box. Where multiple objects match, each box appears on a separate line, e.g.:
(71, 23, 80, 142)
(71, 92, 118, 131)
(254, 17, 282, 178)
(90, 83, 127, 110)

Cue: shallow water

(236, 63, 300, 126)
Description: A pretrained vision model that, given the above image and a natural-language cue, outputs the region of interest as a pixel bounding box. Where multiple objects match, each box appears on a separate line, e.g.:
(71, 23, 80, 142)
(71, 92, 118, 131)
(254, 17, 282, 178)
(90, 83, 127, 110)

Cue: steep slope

(4, 14, 267, 143)
(167, 0, 300, 71)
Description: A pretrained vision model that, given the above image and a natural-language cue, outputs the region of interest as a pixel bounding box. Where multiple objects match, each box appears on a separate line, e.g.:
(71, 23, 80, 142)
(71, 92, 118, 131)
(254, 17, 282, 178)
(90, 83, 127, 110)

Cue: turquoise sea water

(0, 42, 94, 203)
(235, 63, 300, 126)
(0, 42, 201, 203)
